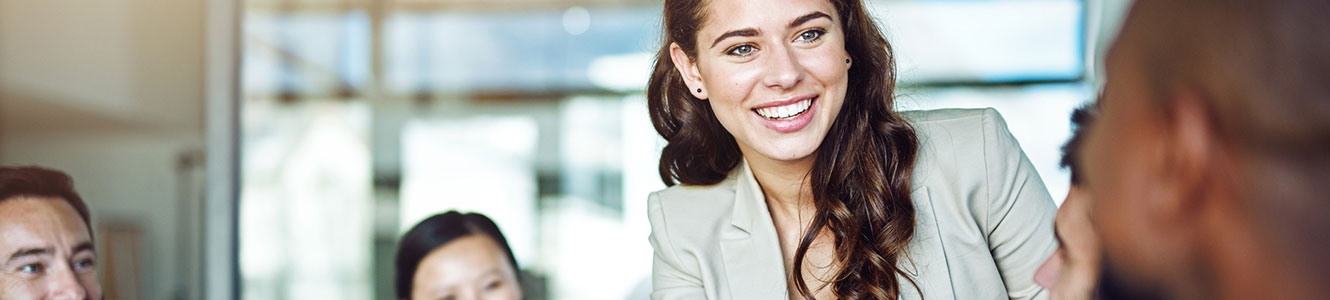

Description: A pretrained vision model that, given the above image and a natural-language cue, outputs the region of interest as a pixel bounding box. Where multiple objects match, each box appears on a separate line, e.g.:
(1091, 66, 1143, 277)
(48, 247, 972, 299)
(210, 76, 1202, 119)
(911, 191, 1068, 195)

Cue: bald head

(1120, 0, 1330, 149)
(1098, 0, 1330, 295)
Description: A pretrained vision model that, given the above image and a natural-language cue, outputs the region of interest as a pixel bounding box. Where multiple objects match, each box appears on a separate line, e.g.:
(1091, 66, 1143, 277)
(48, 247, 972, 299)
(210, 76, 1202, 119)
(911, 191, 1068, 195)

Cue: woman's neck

(744, 151, 817, 216)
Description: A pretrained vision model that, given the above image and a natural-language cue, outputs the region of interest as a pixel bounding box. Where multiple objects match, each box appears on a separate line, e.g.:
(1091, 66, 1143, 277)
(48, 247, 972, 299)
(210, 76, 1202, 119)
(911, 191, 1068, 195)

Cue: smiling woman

(645, 0, 1058, 299)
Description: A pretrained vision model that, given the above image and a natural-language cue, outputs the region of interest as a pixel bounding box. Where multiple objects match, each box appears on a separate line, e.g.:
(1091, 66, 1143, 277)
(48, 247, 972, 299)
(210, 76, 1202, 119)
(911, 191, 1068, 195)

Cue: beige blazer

(647, 108, 1057, 300)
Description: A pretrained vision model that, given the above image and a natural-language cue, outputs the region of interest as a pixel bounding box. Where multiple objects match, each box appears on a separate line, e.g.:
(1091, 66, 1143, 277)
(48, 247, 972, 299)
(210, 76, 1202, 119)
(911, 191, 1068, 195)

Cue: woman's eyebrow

(711, 28, 760, 49)
(789, 11, 832, 29)
(708, 11, 832, 49)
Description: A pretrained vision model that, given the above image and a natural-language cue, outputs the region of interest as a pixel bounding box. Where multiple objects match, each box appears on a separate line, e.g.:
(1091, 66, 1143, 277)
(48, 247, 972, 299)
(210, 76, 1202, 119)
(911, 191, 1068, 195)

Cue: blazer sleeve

(979, 108, 1058, 300)
(647, 191, 707, 300)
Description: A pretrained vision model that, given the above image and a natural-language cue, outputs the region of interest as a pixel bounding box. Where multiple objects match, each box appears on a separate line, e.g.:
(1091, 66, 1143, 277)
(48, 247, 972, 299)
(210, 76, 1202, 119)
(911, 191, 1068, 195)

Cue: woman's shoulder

(901, 107, 1015, 164)
(901, 107, 1002, 133)
(649, 181, 738, 213)
(646, 175, 741, 239)
(899, 107, 1034, 203)
(900, 108, 1056, 300)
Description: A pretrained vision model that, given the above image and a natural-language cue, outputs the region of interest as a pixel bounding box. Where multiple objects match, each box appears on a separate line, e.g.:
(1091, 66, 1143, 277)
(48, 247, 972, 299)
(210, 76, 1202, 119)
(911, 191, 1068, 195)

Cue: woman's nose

(761, 45, 806, 91)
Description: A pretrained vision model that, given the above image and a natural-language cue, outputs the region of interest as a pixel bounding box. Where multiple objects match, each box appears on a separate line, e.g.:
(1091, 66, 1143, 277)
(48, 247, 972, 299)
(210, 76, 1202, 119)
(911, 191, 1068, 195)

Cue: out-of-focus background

(0, 0, 1132, 299)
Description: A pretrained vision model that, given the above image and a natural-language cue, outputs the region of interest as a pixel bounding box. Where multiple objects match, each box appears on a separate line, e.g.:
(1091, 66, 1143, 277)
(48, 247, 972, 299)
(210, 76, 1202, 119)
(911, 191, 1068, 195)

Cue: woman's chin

(750, 140, 821, 163)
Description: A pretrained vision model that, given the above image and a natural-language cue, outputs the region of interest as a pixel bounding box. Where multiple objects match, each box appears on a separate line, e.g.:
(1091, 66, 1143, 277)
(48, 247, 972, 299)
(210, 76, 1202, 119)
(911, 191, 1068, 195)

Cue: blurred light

(587, 52, 652, 92)
(562, 7, 590, 36)
(240, 102, 374, 300)
(874, 0, 1084, 83)
(399, 117, 540, 265)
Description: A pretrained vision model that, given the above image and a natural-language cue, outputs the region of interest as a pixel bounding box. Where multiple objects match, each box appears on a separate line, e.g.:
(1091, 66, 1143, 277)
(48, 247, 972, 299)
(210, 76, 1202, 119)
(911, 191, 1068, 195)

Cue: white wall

(0, 0, 208, 299)
(1088, 0, 1135, 87)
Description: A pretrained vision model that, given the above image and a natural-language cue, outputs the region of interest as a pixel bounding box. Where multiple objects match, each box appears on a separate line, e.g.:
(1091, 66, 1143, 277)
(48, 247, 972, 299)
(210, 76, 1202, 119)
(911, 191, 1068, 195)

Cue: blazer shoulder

(901, 107, 1010, 157)
(647, 180, 739, 242)
(901, 107, 992, 130)
(653, 181, 738, 204)
(650, 182, 738, 214)
(901, 107, 999, 168)
(901, 108, 1019, 210)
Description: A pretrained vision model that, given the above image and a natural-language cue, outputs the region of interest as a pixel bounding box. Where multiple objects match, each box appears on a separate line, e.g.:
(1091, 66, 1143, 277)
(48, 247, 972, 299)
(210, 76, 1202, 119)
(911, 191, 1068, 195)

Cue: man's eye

(727, 44, 756, 56)
(73, 259, 95, 270)
(796, 29, 825, 42)
(19, 264, 43, 274)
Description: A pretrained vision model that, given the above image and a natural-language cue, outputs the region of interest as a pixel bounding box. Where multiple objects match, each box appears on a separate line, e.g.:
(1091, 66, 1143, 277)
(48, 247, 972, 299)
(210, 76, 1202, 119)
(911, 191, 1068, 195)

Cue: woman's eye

(18, 264, 43, 274)
(796, 29, 825, 42)
(726, 44, 756, 57)
(485, 280, 503, 290)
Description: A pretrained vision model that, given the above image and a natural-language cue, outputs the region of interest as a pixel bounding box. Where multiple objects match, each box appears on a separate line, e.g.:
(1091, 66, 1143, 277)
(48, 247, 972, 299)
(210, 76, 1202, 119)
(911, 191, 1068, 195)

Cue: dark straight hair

(647, 0, 922, 298)
(394, 211, 519, 299)
(0, 166, 94, 238)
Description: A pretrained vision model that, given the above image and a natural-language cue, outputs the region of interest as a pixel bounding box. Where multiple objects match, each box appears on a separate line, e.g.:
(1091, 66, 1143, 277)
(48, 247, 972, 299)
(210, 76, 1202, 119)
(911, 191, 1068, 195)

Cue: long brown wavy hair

(646, 0, 921, 298)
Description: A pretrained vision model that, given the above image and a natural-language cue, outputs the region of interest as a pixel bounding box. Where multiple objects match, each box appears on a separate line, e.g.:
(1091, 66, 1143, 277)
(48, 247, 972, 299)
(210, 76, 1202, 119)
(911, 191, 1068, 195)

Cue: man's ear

(1156, 88, 1221, 220)
(669, 42, 709, 100)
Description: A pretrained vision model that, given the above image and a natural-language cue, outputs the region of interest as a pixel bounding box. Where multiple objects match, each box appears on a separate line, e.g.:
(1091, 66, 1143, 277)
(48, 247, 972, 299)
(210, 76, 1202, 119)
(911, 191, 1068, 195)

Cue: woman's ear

(669, 42, 708, 100)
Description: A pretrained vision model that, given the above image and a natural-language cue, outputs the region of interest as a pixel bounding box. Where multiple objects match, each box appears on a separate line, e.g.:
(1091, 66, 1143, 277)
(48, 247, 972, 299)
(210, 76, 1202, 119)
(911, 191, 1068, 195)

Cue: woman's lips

(752, 96, 817, 133)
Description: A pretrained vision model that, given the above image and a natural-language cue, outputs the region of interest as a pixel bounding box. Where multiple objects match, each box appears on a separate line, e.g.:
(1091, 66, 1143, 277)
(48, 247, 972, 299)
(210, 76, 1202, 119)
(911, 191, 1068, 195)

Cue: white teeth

(754, 99, 813, 120)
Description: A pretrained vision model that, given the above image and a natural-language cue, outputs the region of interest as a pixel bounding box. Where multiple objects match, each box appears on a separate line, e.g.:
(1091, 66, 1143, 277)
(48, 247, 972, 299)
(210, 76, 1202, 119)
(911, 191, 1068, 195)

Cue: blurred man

(1084, 0, 1330, 299)
(1034, 105, 1100, 300)
(0, 167, 103, 300)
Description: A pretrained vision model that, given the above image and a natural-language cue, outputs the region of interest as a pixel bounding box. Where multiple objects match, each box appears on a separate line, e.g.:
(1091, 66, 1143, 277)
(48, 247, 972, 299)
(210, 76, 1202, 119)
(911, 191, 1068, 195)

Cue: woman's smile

(752, 94, 818, 133)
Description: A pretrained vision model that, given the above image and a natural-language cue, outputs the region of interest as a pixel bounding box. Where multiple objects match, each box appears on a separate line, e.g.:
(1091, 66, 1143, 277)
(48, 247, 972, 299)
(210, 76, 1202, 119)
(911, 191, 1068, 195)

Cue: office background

(0, 0, 1131, 299)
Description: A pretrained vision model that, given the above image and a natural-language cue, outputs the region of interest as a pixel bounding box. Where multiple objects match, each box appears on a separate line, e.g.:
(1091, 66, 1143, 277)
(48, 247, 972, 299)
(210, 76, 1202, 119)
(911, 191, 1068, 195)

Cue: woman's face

(410, 235, 521, 300)
(670, 0, 851, 163)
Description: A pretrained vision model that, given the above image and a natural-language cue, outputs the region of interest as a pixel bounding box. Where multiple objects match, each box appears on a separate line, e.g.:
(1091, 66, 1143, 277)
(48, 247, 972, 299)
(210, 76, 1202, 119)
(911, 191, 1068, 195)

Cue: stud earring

(846, 58, 851, 64)
(697, 88, 702, 93)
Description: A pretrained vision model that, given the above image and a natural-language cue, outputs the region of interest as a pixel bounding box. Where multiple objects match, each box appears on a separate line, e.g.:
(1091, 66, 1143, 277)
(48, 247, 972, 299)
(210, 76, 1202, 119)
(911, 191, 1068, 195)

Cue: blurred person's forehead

(1105, 0, 1160, 71)
(0, 197, 92, 250)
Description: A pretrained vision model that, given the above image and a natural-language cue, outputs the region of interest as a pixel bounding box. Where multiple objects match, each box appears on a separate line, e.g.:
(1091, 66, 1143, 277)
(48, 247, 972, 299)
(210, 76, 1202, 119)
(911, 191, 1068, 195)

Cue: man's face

(1081, 4, 1192, 298)
(1034, 186, 1101, 299)
(0, 197, 102, 300)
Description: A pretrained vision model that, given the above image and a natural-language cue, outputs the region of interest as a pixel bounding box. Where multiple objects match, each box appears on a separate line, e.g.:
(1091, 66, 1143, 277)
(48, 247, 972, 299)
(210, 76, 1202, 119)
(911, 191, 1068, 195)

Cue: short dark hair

(0, 166, 93, 235)
(1061, 104, 1096, 185)
(394, 211, 518, 299)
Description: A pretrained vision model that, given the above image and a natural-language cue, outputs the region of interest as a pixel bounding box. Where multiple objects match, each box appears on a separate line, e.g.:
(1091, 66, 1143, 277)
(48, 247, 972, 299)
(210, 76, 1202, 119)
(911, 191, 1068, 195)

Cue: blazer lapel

(716, 163, 955, 299)
(899, 186, 956, 299)
(719, 161, 789, 299)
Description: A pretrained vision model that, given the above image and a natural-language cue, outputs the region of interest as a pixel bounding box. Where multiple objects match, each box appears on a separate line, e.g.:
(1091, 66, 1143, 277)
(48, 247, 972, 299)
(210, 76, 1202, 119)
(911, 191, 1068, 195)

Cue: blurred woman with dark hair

(395, 211, 521, 300)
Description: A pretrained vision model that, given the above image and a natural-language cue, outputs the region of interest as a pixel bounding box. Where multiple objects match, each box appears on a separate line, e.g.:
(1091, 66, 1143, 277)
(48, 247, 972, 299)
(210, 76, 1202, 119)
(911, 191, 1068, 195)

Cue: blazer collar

(729, 159, 765, 234)
(720, 159, 790, 299)
(722, 161, 954, 299)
